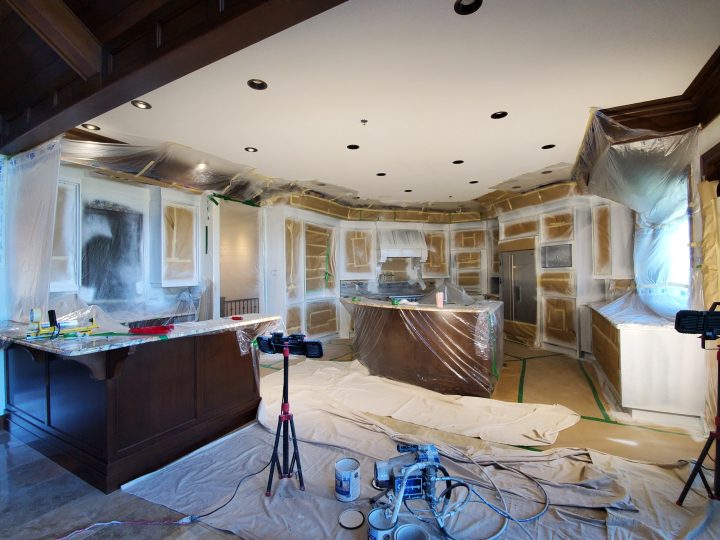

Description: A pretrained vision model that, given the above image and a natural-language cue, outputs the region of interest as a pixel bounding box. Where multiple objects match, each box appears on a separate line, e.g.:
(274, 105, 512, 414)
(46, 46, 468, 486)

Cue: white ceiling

(88, 0, 720, 206)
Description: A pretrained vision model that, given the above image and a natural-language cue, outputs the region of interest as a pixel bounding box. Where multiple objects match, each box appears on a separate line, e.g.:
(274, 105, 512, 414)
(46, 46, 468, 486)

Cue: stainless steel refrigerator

(500, 250, 537, 324)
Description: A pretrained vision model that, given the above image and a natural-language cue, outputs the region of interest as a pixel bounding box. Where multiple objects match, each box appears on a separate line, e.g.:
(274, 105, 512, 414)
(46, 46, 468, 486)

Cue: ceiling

(43, 1, 720, 205)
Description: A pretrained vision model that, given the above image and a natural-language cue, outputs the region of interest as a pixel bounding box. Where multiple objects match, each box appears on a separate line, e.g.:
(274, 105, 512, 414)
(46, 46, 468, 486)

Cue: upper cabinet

(592, 203, 634, 279)
(150, 188, 200, 287)
(338, 223, 376, 280)
(422, 229, 449, 277)
(49, 180, 80, 292)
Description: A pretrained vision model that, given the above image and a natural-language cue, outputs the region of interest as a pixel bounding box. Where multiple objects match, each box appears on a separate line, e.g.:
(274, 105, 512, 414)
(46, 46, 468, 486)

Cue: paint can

(367, 508, 395, 540)
(335, 457, 360, 502)
(393, 523, 429, 540)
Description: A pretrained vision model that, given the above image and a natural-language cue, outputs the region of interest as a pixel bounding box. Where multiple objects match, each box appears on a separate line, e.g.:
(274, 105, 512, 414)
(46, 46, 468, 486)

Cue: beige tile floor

(1, 336, 711, 538)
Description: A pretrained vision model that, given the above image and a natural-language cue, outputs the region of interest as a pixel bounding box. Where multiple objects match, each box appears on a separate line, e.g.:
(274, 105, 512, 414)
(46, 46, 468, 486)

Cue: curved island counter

(341, 298, 503, 398)
(1, 315, 280, 492)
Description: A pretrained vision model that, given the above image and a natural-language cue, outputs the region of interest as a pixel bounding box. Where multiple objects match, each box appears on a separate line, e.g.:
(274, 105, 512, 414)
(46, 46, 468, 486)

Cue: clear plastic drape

(574, 111, 701, 319)
(5, 139, 62, 322)
(342, 299, 503, 397)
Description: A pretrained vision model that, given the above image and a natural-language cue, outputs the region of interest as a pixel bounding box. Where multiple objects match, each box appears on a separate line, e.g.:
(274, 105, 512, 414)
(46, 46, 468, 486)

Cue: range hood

(378, 229, 428, 262)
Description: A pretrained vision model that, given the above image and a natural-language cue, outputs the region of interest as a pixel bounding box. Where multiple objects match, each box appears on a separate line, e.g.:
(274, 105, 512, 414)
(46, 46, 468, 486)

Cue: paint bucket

(435, 291, 444, 308)
(367, 508, 395, 540)
(393, 524, 429, 540)
(335, 457, 360, 502)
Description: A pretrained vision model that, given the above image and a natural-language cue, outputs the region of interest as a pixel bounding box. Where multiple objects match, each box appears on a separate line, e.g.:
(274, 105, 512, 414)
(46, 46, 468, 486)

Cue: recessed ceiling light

(404, 189, 413, 193)
(131, 100, 152, 109)
(247, 79, 268, 90)
(453, 160, 464, 164)
(469, 180, 478, 184)
(317, 182, 326, 186)
(490, 111, 508, 119)
(347, 144, 360, 150)
(512, 185, 521, 189)
(449, 195, 453, 198)
(81, 123, 100, 131)
(541, 144, 556, 149)
(195, 162, 208, 171)
(542, 170, 552, 174)
(244, 147, 258, 152)
(454, 0, 483, 15)
(354, 196, 361, 199)
(376, 173, 386, 176)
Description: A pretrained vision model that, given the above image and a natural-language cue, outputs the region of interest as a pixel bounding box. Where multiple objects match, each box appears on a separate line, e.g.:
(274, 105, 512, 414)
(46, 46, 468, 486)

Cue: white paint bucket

(367, 508, 395, 540)
(335, 457, 360, 501)
(393, 524, 429, 540)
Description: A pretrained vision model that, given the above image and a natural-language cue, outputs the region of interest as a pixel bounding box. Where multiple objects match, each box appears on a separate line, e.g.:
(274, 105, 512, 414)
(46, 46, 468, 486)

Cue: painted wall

(219, 201, 260, 301)
(701, 115, 720, 157)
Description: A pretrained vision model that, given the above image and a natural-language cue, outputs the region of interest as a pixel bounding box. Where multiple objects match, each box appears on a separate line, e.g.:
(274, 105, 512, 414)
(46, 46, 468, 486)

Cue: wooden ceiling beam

(0, 0, 347, 156)
(6, 0, 102, 81)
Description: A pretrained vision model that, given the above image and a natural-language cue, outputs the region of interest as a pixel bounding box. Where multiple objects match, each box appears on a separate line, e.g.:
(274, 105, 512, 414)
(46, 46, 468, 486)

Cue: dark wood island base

(3, 320, 275, 492)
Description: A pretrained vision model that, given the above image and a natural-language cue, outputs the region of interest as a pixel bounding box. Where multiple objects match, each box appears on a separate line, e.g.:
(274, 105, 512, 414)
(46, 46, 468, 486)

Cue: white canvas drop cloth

(258, 360, 579, 447)
(122, 422, 720, 540)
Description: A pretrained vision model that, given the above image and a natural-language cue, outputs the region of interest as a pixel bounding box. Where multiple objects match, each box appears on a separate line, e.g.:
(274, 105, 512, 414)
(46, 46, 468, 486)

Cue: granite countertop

(0, 314, 281, 357)
(340, 297, 502, 314)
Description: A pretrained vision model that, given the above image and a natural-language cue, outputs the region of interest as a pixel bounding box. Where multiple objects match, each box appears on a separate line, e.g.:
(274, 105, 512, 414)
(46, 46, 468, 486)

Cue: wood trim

(498, 237, 535, 252)
(602, 45, 720, 131)
(6, 0, 102, 80)
(0, 0, 348, 155)
(702, 141, 720, 181)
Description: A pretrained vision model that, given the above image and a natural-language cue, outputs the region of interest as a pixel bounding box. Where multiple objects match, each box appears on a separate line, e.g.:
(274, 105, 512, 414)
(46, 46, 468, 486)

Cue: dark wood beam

(0, 0, 347, 156)
(602, 44, 720, 132)
(6, 0, 102, 80)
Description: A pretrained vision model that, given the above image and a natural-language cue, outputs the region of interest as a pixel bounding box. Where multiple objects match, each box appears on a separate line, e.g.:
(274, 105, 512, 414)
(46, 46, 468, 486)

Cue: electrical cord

(193, 458, 272, 519)
(55, 458, 272, 540)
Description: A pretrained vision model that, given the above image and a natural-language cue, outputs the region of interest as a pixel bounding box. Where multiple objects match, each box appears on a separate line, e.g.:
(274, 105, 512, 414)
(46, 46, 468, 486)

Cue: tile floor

(1, 338, 710, 538)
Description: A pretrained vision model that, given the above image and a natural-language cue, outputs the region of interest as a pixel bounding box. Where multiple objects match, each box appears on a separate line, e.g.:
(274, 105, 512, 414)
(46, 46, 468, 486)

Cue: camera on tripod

(256, 332, 324, 358)
(674, 301, 720, 347)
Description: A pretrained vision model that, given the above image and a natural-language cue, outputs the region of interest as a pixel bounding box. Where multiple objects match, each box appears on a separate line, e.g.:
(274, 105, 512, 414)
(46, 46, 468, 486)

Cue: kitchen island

(1, 315, 280, 492)
(341, 298, 503, 397)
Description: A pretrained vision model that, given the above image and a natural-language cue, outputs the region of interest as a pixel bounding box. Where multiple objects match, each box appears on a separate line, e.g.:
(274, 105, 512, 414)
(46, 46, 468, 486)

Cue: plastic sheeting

(342, 299, 502, 398)
(61, 138, 487, 219)
(574, 111, 700, 319)
(4, 139, 61, 322)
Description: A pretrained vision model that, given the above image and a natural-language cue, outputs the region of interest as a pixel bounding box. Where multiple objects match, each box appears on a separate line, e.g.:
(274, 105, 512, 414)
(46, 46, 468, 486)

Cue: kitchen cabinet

(150, 188, 200, 287)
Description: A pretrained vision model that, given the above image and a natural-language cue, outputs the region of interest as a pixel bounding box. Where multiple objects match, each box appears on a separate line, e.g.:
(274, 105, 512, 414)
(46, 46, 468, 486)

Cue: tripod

(676, 349, 720, 505)
(265, 341, 305, 496)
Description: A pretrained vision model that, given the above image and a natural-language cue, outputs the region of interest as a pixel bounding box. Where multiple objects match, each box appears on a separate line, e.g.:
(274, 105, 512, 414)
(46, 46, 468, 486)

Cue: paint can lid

(338, 509, 365, 530)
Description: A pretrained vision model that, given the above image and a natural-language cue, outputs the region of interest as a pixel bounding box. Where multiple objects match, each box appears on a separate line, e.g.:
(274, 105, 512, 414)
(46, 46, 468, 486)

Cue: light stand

(676, 348, 720, 505)
(674, 303, 720, 505)
(257, 333, 323, 497)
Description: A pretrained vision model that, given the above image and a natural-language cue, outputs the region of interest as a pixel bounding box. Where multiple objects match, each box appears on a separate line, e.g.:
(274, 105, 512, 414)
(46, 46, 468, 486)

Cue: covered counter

(590, 294, 705, 422)
(341, 298, 502, 397)
(1, 315, 280, 492)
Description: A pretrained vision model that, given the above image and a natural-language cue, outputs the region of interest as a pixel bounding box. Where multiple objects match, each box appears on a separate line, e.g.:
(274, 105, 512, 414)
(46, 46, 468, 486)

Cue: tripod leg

(289, 416, 305, 491)
(677, 435, 714, 505)
(265, 416, 284, 496)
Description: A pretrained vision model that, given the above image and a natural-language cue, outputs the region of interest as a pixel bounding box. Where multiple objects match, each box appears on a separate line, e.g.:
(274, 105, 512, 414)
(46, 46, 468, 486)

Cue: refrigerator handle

(514, 285, 521, 302)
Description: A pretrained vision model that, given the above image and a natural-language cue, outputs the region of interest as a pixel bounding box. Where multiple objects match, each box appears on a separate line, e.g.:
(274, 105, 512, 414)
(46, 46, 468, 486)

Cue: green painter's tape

(577, 359, 611, 422)
(517, 359, 527, 403)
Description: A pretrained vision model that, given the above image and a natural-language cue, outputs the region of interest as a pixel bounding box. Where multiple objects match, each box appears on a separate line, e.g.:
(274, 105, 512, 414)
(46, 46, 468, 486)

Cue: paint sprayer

(371, 444, 471, 536)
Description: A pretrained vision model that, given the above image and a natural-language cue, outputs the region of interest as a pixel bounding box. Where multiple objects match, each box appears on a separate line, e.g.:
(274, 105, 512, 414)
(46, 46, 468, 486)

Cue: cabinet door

(543, 297, 577, 347)
(422, 231, 449, 277)
(305, 223, 335, 298)
(50, 181, 80, 292)
(162, 203, 198, 285)
(285, 219, 303, 301)
(452, 251, 484, 293)
(341, 229, 374, 278)
(592, 205, 612, 276)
